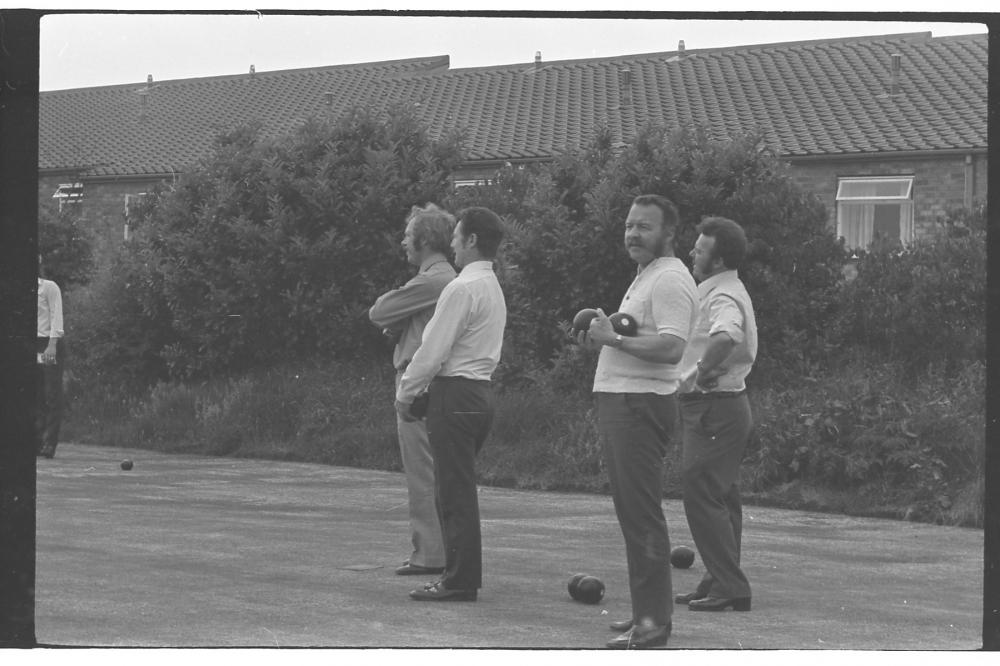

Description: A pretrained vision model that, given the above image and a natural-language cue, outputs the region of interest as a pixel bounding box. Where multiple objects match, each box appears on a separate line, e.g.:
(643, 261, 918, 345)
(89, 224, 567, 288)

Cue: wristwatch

(613, 334, 624, 348)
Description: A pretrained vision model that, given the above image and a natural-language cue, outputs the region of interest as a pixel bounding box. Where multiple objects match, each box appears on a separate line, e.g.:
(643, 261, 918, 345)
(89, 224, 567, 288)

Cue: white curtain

(899, 202, 914, 245)
(838, 203, 875, 249)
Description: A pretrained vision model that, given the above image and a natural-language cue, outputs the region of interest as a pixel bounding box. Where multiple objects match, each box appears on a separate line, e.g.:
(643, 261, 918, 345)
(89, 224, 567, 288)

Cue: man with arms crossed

(676, 216, 757, 613)
(369, 204, 456, 577)
(579, 194, 697, 648)
(395, 207, 507, 602)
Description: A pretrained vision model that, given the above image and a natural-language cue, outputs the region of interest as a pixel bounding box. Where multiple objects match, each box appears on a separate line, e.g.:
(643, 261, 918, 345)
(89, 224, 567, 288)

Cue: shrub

(37, 197, 95, 289)
(445, 125, 845, 381)
(77, 105, 464, 386)
(832, 203, 986, 376)
(744, 354, 984, 525)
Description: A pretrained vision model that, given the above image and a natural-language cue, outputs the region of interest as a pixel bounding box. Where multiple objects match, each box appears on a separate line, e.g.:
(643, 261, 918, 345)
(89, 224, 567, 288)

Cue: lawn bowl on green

(574, 576, 605, 605)
(567, 573, 587, 600)
(670, 545, 695, 569)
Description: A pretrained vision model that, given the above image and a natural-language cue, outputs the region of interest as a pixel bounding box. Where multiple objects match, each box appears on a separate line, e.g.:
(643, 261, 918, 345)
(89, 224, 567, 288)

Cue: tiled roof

(38, 32, 987, 177)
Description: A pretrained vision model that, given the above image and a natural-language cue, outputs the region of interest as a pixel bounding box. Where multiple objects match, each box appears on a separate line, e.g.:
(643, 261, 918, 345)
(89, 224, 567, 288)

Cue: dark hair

(631, 194, 680, 238)
(696, 216, 748, 269)
(407, 203, 455, 255)
(457, 207, 505, 259)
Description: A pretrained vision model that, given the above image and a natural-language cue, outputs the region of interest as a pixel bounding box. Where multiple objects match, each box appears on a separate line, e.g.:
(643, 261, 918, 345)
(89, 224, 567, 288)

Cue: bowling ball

(572, 308, 599, 335)
(576, 576, 605, 604)
(609, 312, 638, 336)
(568, 573, 587, 599)
(120, 459, 134, 471)
(670, 545, 695, 569)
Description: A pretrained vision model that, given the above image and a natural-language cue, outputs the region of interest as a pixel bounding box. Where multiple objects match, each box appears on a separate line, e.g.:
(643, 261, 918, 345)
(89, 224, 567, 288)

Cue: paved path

(34, 443, 984, 648)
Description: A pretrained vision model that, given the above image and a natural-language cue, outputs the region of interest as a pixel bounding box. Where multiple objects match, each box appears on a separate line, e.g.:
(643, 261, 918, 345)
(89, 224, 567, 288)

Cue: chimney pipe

(890, 53, 901, 95)
(323, 92, 334, 107)
(678, 40, 685, 54)
(535, 51, 541, 67)
(147, 74, 153, 86)
(250, 64, 255, 78)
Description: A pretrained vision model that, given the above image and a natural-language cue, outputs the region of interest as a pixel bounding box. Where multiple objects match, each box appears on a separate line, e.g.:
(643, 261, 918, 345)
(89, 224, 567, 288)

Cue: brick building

(38, 31, 987, 267)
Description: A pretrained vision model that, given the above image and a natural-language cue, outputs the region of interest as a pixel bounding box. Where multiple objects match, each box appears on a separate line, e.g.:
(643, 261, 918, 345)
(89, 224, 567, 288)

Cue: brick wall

(786, 153, 988, 239)
(39, 174, 168, 270)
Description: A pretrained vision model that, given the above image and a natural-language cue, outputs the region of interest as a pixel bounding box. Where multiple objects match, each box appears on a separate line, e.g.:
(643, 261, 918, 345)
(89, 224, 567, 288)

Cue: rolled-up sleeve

(707, 293, 744, 344)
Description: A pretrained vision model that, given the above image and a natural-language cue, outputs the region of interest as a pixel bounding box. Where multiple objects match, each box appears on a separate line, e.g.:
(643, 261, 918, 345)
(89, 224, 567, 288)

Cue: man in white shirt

(675, 216, 758, 613)
(395, 207, 507, 602)
(37, 254, 65, 459)
(579, 195, 697, 648)
(369, 204, 456, 577)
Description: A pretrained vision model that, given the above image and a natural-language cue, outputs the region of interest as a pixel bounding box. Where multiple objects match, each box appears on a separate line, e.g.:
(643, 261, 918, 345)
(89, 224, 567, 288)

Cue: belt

(431, 375, 490, 386)
(678, 390, 746, 402)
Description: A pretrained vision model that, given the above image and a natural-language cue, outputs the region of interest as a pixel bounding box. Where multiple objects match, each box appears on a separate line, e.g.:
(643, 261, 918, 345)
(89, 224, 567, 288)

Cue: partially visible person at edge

(37, 253, 65, 459)
(394, 207, 507, 602)
(577, 194, 697, 649)
(675, 216, 758, 614)
(368, 204, 457, 578)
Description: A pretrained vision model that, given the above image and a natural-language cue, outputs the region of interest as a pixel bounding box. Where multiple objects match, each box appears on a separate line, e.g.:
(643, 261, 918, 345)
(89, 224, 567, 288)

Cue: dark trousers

(36, 337, 65, 455)
(426, 376, 493, 590)
(680, 393, 753, 599)
(596, 392, 676, 627)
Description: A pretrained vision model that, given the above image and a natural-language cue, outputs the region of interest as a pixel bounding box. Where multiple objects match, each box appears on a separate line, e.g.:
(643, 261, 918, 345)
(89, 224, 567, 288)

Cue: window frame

(52, 182, 84, 211)
(835, 176, 915, 249)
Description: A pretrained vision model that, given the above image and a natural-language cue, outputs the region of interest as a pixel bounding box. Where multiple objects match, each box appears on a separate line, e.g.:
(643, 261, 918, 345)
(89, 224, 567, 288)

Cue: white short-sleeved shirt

(593, 256, 697, 394)
(678, 269, 758, 394)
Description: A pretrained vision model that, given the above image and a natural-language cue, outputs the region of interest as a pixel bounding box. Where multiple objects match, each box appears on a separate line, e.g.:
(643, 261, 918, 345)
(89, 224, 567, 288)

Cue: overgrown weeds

(66, 352, 983, 528)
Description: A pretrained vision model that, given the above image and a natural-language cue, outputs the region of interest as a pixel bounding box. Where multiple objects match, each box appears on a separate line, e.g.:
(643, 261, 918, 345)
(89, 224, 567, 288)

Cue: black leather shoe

(395, 563, 445, 576)
(688, 596, 751, 612)
(675, 591, 707, 604)
(409, 581, 477, 602)
(606, 622, 671, 649)
(609, 618, 633, 632)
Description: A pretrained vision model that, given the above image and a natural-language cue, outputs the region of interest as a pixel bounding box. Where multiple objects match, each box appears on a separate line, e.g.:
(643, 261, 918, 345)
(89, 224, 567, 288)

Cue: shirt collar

(636, 255, 676, 276)
(698, 269, 739, 294)
(460, 260, 494, 274)
(419, 253, 450, 272)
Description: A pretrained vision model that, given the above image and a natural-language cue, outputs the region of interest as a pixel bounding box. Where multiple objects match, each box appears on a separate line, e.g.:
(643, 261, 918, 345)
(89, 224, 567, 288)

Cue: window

(453, 178, 487, 188)
(52, 182, 83, 211)
(123, 193, 148, 241)
(836, 176, 914, 249)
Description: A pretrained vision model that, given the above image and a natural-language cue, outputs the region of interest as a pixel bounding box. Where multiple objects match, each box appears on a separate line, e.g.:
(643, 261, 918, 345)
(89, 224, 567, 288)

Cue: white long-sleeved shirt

(38, 278, 64, 338)
(396, 261, 506, 404)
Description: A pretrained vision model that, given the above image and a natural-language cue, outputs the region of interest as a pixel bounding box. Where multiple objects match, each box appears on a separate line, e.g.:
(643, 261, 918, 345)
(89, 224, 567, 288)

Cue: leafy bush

(832, 203, 986, 376)
(76, 105, 463, 385)
(37, 198, 95, 289)
(744, 355, 984, 524)
(448, 125, 845, 380)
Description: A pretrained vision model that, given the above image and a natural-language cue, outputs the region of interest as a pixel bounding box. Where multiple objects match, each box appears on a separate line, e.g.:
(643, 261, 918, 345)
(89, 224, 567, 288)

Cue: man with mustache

(578, 194, 697, 648)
